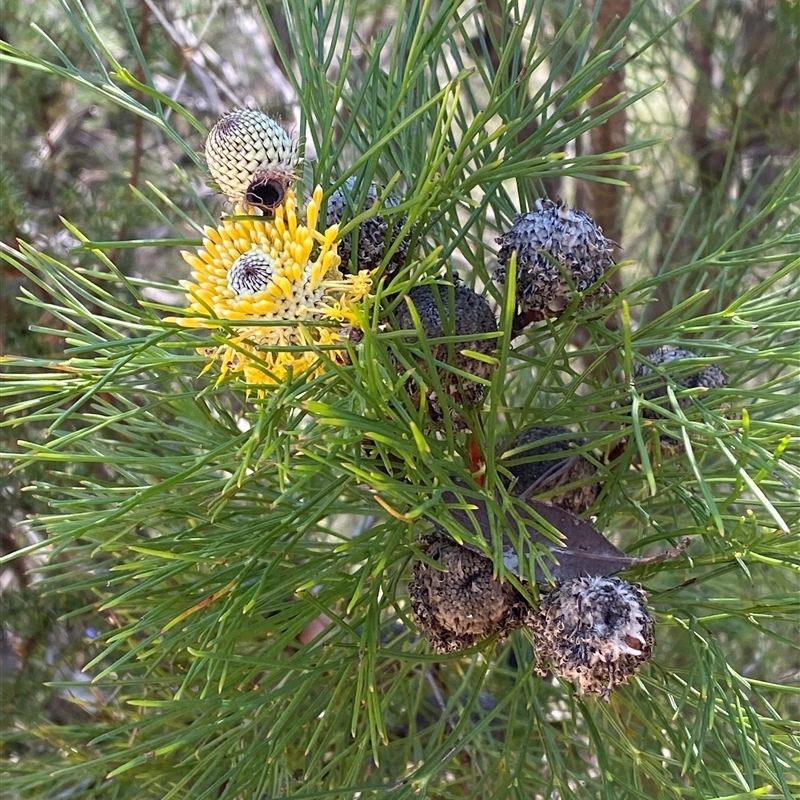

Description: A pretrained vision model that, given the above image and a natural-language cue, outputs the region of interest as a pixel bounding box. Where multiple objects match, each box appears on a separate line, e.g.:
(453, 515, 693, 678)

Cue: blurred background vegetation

(1, 1, 799, 798)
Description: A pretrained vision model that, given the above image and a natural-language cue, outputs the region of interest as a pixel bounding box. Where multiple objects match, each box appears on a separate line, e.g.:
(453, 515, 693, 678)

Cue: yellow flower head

(172, 186, 372, 389)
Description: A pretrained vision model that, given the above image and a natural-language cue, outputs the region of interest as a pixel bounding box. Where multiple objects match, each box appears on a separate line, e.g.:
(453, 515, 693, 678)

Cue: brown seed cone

(393, 284, 497, 428)
(409, 532, 534, 654)
(501, 425, 599, 515)
(531, 576, 655, 700)
(493, 198, 614, 333)
(634, 345, 728, 454)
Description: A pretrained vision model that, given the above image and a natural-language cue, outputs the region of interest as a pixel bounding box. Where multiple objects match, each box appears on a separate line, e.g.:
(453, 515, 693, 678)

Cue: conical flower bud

(205, 108, 299, 211)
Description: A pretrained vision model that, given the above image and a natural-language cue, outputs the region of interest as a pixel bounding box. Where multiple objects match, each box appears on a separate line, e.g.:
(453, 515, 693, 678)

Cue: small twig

(108, 1, 149, 268)
(385, 665, 473, 791)
(129, 3, 150, 192)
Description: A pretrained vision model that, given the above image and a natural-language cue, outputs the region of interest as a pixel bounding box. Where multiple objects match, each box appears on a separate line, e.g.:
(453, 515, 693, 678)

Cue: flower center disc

(228, 248, 275, 297)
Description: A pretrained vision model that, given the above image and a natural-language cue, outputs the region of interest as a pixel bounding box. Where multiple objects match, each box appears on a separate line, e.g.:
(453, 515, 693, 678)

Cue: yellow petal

(183, 253, 206, 271)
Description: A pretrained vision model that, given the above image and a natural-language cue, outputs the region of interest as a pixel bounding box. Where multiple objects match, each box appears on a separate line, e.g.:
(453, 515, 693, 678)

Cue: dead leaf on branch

(431, 487, 690, 584)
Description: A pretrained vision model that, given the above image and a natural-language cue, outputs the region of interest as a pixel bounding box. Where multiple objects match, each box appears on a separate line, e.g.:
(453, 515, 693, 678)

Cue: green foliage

(1, 1, 799, 798)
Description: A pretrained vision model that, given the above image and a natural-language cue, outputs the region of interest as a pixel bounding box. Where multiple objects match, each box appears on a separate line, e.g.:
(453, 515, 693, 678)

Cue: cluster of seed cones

(410, 541, 656, 699)
(200, 108, 729, 699)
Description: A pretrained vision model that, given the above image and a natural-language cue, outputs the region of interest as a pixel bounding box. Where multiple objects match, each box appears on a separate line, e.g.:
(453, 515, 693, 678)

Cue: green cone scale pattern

(205, 108, 299, 210)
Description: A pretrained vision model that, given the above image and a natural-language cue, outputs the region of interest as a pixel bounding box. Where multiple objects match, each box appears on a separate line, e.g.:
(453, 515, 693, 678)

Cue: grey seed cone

(501, 426, 599, 515)
(409, 532, 534, 654)
(393, 284, 498, 428)
(205, 108, 298, 210)
(493, 198, 615, 331)
(327, 177, 412, 278)
(531, 576, 655, 700)
(634, 345, 728, 407)
(633, 346, 728, 455)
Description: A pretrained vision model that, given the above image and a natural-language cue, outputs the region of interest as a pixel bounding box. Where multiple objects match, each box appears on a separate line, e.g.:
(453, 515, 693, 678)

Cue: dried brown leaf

(433, 488, 689, 584)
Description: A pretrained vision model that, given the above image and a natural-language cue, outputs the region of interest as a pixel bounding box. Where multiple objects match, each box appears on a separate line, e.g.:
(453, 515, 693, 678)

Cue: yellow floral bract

(172, 186, 372, 389)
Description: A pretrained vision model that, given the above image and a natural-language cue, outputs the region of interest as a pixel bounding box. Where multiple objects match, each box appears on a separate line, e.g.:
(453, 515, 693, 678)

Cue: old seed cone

(493, 198, 615, 333)
(531, 575, 655, 700)
(393, 284, 498, 427)
(326, 176, 411, 280)
(500, 425, 599, 515)
(409, 532, 533, 654)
